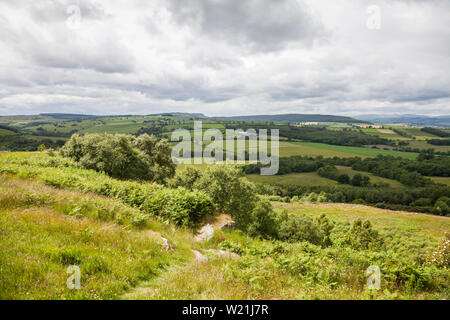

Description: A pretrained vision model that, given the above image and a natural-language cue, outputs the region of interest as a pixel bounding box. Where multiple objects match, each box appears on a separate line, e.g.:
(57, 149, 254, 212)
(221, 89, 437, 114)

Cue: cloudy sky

(0, 0, 449, 116)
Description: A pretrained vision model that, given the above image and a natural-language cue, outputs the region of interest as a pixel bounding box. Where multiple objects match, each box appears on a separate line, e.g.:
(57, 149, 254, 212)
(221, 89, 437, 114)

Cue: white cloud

(0, 0, 448, 116)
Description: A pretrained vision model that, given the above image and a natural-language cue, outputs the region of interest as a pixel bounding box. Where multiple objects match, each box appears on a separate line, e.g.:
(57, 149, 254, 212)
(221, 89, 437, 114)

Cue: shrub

(276, 211, 324, 246)
(433, 196, 450, 216)
(169, 167, 201, 190)
(61, 133, 175, 183)
(344, 219, 384, 250)
(194, 165, 258, 230)
(337, 174, 350, 184)
(247, 200, 278, 239)
(425, 233, 450, 269)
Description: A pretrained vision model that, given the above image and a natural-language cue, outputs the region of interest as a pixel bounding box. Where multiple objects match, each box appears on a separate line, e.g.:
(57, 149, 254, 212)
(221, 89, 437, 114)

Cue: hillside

(213, 113, 368, 123)
(354, 114, 450, 127)
(0, 152, 449, 300)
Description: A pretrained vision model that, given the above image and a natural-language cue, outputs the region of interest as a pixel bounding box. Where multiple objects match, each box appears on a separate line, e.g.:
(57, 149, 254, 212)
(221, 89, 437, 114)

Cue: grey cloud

(0, 1, 134, 74)
(166, 0, 325, 52)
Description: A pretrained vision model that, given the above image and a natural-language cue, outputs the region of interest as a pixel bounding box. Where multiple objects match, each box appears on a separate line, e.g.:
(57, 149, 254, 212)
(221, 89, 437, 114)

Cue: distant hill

(40, 113, 98, 120)
(148, 112, 208, 119)
(212, 114, 368, 123)
(354, 114, 450, 127)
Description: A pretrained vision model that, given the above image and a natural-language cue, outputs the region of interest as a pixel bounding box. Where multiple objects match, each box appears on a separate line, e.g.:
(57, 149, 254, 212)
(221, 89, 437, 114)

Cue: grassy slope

(0, 175, 194, 299)
(127, 202, 449, 300)
(0, 128, 15, 136)
(1, 152, 449, 300)
(336, 166, 404, 188)
(427, 176, 450, 186)
(247, 172, 338, 186)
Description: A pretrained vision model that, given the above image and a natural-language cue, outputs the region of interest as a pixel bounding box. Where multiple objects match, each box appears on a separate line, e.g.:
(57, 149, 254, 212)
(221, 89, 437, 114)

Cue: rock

(160, 236, 174, 252)
(194, 224, 215, 242)
(220, 220, 235, 230)
(207, 249, 240, 259)
(144, 230, 174, 252)
(192, 250, 208, 263)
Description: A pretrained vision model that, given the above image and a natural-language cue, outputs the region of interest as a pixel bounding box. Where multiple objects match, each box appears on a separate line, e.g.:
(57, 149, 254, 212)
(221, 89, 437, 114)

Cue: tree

(337, 174, 350, 184)
(170, 167, 202, 190)
(194, 165, 257, 230)
(37, 144, 46, 152)
(433, 197, 450, 216)
(61, 133, 175, 183)
(247, 200, 278, 239)
(345, 219, 384, 250)
(350, 174, 363, 186)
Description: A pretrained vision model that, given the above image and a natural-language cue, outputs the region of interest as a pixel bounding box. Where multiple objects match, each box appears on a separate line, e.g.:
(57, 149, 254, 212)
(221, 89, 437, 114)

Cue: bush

(169, 167, 201, 190)
(425, 233, 450, 269)
(247, 200, 278, 239)
(337, 174, 350, 184)
(193, 165, 258, 231)
(433, 196, 450, 216)
(276, 211, 325, 246)
(61, 133, 175, 183)
(344, 219, 384, 250)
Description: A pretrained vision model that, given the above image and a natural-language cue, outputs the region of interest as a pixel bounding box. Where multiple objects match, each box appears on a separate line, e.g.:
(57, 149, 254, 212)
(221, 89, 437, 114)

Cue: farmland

(289, 142, 418, 159)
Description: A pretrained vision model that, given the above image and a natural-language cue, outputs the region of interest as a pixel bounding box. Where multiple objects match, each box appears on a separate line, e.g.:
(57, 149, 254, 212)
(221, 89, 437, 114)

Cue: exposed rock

(194, 214, 235, 242)
(144, 230, 174, 251)
(220, 219, 235, 230)
(194, 224, 215, 242)
(207, 249, 240, 259)
(160, 236, 174, 252)
(192, 250, 208, 263)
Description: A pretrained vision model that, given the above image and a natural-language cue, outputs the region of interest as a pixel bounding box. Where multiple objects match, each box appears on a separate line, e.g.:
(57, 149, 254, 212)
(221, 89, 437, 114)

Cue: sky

(0, 0, 449, 117)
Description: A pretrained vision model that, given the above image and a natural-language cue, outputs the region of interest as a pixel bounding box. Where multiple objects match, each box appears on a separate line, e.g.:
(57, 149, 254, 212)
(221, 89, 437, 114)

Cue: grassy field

(273, 202, 449, 247)
(245, 166, 403, 188)
(290, 142, 418, 159)
(408, 140, 450, 153)
(0, 128, 15, 136)
(427, 176, 450, 186)
(336, 166, 404, 187)
(247, 172, 338, 186)
(0, 175, 193, 299)
(362, 128, 410, 141)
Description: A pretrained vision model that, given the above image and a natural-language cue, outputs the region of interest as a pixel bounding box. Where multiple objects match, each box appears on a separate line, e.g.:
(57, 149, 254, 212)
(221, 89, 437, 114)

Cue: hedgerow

(0, 153, 213, 228)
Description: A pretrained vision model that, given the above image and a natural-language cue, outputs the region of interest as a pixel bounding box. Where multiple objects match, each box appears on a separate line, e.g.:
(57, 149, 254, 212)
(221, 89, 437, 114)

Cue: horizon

(1, 112, 450, 119)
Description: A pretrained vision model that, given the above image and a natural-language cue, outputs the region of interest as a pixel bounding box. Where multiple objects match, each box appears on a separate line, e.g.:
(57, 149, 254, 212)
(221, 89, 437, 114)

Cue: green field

(0, 128, 15, 136)
(427, 176, 450, 186)
(362, 128, 409, 141)
(408, 140, 450, 153)
(245, 166, 404, 188)
(336, 166, 404, 187)
(247, 172, 337, 186)
(290, 142, 419, 159)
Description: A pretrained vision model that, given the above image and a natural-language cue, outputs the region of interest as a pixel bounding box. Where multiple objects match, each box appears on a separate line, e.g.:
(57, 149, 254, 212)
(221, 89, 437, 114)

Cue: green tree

(247, 200, 278, 239)
(61, 133, 175, 183)
(345, 219, 384, 250)
(337, 174, 350, 184)
(194, 165, 257, 230)
(169, 167, 201, 190)
(350, 173, 363, 186)
(433, 197, 450, 216)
